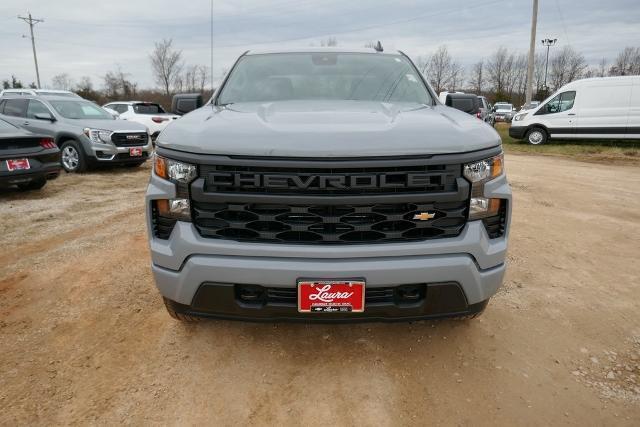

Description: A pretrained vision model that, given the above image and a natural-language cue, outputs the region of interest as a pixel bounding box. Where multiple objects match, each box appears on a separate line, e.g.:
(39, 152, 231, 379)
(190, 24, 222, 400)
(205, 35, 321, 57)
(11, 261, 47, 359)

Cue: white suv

(103, 101, 179, 140)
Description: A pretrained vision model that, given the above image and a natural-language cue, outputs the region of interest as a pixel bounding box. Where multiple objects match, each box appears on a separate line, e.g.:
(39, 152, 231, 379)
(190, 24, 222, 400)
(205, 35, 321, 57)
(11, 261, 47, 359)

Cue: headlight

(513, 113, 526, 121)
(464, 154, 505, 220)
(154, 154, 197, 183)
(83, 128, 112, 144)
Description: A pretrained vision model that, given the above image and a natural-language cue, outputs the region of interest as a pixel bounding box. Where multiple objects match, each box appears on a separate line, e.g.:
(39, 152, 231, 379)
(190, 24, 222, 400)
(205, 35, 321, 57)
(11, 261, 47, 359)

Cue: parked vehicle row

(439, 91, 495, 126)
(103, 101, 180, 140)
(0, 94, 151, 175)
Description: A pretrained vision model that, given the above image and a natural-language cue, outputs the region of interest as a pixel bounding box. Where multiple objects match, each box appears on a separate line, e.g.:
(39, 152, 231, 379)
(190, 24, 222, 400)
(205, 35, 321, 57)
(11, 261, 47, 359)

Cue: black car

(443, 93, 480, 115)
(0, 118, 60, 191)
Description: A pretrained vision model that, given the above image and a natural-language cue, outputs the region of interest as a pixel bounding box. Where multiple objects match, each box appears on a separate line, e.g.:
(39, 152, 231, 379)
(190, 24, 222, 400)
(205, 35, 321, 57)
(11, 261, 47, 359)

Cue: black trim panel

(156, 145, 503, 168)
(549, 127, 637, 135)
(164, 281, 488, 323)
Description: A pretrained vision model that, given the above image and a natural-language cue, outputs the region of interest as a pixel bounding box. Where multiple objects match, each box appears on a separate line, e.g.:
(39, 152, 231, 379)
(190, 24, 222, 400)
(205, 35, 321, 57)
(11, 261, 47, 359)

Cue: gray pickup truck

(0, 95, 151, 172)
(146, 48, 511, 322)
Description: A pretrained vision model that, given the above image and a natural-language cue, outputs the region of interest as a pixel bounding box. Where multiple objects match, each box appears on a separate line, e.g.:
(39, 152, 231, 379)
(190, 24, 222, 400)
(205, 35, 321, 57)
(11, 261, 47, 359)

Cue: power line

(17, 12, 43, 88)
(211, 0, 505, 49)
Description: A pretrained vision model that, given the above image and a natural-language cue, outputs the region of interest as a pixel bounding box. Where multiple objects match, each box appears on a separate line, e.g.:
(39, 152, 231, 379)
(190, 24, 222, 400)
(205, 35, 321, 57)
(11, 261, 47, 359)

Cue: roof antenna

(374, 41, 383, 53)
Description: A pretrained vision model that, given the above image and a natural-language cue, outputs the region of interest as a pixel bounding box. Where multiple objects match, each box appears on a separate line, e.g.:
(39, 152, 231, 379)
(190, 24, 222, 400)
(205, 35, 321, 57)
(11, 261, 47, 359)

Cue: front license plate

(298, 280, 365, 313)
(129, 147, 143, 157)
(6, 158, 30, 171)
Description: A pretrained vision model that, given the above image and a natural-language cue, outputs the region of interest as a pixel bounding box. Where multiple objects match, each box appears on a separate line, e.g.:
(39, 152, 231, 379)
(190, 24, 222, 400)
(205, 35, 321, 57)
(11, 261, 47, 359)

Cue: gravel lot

(1, 154, 639, 425)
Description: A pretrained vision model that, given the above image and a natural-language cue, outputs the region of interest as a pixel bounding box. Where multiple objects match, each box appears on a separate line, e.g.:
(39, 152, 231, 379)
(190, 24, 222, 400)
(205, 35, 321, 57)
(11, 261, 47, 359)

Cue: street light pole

(541, 38, 557, 96)
(18, 12, 44, 89)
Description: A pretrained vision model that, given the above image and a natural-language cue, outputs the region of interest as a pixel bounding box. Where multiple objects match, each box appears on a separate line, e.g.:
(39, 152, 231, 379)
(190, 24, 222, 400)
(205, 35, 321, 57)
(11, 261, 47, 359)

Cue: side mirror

(171, 93, 203, 115)
(491, 106, 496, 112)
(34, 113, 55, 122)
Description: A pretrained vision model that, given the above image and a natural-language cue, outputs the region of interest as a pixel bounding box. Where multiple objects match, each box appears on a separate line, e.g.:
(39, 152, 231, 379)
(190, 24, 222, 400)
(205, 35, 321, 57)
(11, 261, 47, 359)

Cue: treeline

(417, 45, 640, 105)
(3, 39, 640, 109)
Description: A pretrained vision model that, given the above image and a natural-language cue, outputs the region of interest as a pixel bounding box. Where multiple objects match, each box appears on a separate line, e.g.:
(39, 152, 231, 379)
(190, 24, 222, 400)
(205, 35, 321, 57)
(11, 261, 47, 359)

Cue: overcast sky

(1, 0, 639, 89)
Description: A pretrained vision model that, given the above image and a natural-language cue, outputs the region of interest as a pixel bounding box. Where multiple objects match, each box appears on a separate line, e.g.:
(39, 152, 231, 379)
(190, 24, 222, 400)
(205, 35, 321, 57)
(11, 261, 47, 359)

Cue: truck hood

(157, 101, 501, 157)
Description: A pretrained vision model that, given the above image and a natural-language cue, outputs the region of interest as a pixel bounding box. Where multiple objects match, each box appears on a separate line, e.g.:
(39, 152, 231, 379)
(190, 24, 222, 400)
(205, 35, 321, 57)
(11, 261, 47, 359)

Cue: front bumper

(508, 126, 527, 139)
(146, 172, 511, 321)
(85, 138, 152, 163)
(0, 151, 61, 186)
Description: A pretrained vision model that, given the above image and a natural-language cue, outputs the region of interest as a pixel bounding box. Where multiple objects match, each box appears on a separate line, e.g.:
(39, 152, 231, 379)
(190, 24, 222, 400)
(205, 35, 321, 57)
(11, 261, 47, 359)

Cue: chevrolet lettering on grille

(207, 172, 436, 190)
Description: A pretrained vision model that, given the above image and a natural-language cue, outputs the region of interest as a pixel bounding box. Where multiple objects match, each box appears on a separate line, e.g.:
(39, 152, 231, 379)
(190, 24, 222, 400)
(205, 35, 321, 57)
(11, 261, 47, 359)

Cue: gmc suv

(0, 95, 151, 172)
(146, 48, 511, 322)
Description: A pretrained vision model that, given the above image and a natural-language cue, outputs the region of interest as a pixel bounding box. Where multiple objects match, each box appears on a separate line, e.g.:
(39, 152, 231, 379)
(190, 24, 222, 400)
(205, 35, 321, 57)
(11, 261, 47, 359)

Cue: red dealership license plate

(6, 158, 30, 171)
(298, 280, 365, 313)
(129, 147, 143, 157)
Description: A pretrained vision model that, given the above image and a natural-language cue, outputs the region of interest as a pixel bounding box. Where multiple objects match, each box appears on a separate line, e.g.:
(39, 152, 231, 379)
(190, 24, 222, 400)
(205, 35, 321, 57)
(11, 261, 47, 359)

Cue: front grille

(187, 156, 472, 244)
(200, 164, 459, 195)
(111, 132, 149, 147)
(192, 201, 467, 244)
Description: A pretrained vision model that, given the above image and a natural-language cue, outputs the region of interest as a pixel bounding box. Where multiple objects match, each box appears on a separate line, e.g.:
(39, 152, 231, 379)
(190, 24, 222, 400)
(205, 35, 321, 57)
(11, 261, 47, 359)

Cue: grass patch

(495, 123, 640, 165)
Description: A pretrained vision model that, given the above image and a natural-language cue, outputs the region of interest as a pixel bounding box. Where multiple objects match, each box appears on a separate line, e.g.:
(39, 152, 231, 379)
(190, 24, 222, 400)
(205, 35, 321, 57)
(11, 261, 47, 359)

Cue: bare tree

(610, 46, 640, 76)
(51, 73, 74, 91)
(320, 37, 338, 47)
(424, 45, 461, 93)
(597, 58, 608, 77)
(549, 46, 587, 91)
(469, 61, 484, 94)
(196, 65, 208, 92)
(103, 67, 137, 100)
(150, 39, 184, 96)
(486, 47, 515, 100)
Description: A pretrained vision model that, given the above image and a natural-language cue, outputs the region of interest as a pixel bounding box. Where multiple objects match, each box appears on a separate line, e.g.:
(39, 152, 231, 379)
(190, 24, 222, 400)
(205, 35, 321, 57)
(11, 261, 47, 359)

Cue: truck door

(534, 91, 576, 138)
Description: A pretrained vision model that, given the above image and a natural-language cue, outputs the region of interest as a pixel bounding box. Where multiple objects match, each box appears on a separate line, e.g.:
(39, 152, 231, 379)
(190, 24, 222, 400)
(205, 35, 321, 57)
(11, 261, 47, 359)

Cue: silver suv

(0, 96, 151, 172)
(146, 48, 511, 322)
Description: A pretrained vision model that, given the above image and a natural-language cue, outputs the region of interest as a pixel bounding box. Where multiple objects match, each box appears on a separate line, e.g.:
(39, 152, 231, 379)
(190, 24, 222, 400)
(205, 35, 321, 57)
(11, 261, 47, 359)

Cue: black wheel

(452, 300, 489, 320)
(60, 140, 88, 173)
(17, 177, 46, 191)
(163, 297, 201, 322)
(525, 127, 547, 145)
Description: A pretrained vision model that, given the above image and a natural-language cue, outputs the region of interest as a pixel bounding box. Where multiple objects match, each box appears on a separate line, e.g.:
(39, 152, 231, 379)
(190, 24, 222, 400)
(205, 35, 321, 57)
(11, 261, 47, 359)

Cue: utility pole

(542, 38, 558, 96)
(210, 0, 214, 91)
(18, 12, 44, 89)
(524, 0, 538, 109)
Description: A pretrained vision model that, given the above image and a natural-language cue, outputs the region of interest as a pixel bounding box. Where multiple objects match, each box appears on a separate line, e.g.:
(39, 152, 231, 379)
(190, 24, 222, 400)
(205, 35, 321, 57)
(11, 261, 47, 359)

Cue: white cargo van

(509, 76, 640, 144)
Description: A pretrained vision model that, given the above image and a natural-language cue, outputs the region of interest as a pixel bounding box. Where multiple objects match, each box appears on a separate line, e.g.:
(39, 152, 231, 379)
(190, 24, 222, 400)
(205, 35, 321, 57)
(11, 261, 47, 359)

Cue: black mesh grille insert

(192, 201, 467, 244)
(483, 200, 507, 239)
(151, 203, 177, 239)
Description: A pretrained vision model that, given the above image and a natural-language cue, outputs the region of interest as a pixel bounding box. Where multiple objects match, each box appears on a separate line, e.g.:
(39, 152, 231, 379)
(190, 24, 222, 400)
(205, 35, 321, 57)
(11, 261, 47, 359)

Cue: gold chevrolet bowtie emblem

(413, 212, 436, 221)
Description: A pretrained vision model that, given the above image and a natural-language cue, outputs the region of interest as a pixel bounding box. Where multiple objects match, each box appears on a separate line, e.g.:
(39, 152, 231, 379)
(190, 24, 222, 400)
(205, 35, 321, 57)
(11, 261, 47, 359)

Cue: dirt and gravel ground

(1, 154, 639, 426)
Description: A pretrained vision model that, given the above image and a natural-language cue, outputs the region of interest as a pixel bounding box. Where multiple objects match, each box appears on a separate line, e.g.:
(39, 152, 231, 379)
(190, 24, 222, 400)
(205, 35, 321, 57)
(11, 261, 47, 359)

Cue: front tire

(525, 127, 547, 145)
(60, 140, 88, 173)
(163, 297, 201, 322)
(17, 177, 46, 191)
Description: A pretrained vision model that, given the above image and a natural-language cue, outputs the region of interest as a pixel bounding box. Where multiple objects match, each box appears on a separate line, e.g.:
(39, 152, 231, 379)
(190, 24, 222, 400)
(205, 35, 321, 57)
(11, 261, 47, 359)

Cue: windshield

(495, 104, 513, 110)
(217, 52, 433, 105)
(133, 103, 166, 114)
(49, 100, 113, 119)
